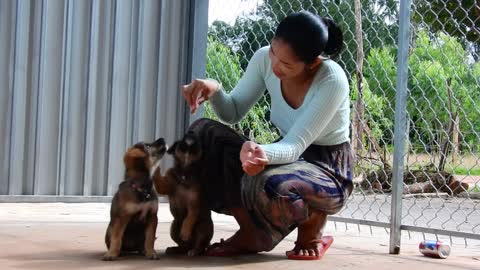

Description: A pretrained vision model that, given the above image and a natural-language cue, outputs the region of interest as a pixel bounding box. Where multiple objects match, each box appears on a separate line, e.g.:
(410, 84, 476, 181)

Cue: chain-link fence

(205, 0, 480, 247)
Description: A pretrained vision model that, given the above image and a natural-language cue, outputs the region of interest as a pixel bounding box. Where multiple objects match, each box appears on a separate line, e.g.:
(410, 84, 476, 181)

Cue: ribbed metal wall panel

(0, 0, 206, 197)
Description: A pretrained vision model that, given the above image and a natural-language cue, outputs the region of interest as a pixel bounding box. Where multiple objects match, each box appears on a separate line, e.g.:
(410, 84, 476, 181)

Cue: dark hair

(274, 11, 344, 63)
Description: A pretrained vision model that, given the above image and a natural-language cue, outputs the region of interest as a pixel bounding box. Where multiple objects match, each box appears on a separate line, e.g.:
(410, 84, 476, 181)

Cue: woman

(181, 11, 353, 260)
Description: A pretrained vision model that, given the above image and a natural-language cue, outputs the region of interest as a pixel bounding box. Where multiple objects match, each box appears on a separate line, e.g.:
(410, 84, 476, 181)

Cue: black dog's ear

(167, 142, 177, 154)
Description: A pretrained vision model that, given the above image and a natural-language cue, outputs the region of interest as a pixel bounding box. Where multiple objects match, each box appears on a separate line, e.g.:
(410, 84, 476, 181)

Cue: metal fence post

(185, 0, 209, 127)
(390, 0, 412, 255)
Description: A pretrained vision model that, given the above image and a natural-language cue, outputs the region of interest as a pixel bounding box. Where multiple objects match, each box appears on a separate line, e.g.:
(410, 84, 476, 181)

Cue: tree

(209, 0, 399, 76)
(206, 0, 480, 156)
(351, 74, 393, 165)
(408, 30, 479, 156)
(364, 30, 480, 156)
(363, 46, 397, 145)
(352, 0, 366, 155)
(412, 0, 480, 59)
(209, 16, 275, 69)
(204, 37, 279, 143)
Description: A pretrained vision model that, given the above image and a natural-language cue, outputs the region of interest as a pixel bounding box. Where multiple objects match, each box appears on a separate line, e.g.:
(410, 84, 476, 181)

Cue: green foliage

(206, 0, 480, 157)
(448, 167, 480, 176)
(359, 29, 480, 153)
(209, 15, 275, 70)
(351, 75, 393, 145)
(209, 0, 398, 75)
(205, 37, 242, 90)
(204, 37, 279, 144)
(363, 47, 397, 137)
(412, 0, 480, 47)
(407, 30, 480, 152)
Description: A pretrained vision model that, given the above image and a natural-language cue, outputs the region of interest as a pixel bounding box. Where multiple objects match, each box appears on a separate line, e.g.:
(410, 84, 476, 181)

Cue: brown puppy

(154, 131, 213, 256)
(103, 138, 167, 261)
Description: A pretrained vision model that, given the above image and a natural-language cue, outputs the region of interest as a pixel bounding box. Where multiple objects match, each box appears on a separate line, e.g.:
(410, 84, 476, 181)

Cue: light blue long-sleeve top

(209, 46, 351, 165)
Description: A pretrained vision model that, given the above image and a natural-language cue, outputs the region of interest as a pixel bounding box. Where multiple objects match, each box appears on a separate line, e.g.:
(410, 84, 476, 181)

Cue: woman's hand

(240, 141, 269, 176)
(181, 79, 220, 114)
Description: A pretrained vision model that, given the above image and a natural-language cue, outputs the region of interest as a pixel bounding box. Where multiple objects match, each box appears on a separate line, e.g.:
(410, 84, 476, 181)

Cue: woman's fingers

(244, 160, 260, 165)
(252, 157, 269, 165)
(182, 83, 198, 113)
(193, 89, 209, 112)
(182, 79, 221, 114)
(181, 84, 192, 107)
(182, 80, 205, 114)
(197, 96, 207, 105)
(242, 141, 257, 151)
(242, 160, 265, 176)
(240, 141, 268, 176)
(242, 165, 261, 176)
(189, 85, 203, 113)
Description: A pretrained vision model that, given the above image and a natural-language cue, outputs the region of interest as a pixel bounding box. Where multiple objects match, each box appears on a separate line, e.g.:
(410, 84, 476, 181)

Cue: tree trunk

(362, 123, 388, 166)
(352, 0, 365, 156)
(439, 78, 455, 171)
(452, 114, 459, 165)
(439, 117, 454, 171)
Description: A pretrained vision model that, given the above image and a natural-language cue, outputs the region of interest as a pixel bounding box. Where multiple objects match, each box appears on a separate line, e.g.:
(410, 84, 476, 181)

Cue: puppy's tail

(152, 168, 176, 195)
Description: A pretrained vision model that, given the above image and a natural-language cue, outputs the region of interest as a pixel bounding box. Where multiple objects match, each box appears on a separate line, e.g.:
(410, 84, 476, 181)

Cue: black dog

(154, 131, 213, 256)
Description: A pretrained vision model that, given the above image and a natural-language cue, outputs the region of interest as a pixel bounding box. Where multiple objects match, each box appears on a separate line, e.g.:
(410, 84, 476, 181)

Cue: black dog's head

(168, 131, 202, 169)
(124, 138, 167, 173)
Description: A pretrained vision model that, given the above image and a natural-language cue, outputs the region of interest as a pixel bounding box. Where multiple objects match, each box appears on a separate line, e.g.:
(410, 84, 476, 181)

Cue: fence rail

(206, 0, 480, 250)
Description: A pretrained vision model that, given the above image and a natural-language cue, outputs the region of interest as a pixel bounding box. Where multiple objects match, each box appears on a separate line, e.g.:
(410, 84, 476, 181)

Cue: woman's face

(268, 38, 308, 80)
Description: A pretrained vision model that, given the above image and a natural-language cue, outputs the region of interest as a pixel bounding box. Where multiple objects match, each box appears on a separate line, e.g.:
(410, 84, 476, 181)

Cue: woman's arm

(208, 47, 268, 124)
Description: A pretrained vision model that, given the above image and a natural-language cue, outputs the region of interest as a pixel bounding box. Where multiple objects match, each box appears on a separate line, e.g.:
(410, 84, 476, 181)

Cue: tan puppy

(103, 138, 167, 261)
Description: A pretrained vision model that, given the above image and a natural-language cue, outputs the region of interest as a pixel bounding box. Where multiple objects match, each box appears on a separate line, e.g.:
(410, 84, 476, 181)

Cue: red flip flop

(286, 235, 334, 260)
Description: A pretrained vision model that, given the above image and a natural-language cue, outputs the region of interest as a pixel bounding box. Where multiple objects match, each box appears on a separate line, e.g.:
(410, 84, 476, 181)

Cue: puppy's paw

(187, 249, 201, 257)
(145, 251, 159, 260)
(102, 252, 118, 261)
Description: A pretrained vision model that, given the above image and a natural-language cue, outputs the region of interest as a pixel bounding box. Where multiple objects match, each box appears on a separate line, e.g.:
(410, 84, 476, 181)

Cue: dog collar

(172, 170, 189, 184)
(131, 183, 151, 200)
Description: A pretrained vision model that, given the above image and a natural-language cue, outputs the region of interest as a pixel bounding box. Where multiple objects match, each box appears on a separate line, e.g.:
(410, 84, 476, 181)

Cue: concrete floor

(0, 203, 479, 270)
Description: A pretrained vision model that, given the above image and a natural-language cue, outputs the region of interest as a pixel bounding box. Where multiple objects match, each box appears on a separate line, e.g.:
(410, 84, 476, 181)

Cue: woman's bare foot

(205, 208, 272, 256)
(286, 236, 333, 260)
(286, 211, 330, 259)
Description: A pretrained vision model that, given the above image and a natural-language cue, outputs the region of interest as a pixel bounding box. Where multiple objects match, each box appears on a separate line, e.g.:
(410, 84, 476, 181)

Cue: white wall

(0, 0, 208, 196)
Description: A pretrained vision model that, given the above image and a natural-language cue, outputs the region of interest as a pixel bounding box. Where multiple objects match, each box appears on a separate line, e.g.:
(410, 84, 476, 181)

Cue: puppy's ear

(167, 142, 177, 155)
(124, 148, 148, 171)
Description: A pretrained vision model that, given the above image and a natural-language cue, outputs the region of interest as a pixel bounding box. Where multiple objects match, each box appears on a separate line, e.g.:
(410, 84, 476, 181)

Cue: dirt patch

(455, 175, 480, 187)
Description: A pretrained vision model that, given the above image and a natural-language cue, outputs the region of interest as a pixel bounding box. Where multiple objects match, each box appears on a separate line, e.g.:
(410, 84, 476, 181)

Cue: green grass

(470, 186, 480, 193)
(403, 164, 480, 176)
(448, 167, 480, 176)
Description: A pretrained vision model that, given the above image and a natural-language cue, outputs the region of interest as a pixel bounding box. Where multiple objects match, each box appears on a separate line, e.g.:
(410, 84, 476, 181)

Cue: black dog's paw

(187, 248, 203, 257)
(102, 252, 118, 261)
(165, 246, 188, 255)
